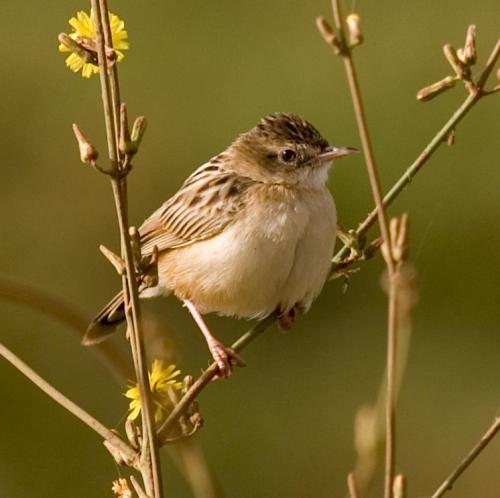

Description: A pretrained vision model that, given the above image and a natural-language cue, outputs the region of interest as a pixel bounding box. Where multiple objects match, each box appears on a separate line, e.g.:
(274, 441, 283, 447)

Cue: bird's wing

(139, 163, 254, 254)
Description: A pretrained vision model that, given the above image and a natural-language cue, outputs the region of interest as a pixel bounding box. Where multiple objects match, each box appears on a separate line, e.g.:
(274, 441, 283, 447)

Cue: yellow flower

(125, 360, 183, 422)
(58, 10, 129, 78)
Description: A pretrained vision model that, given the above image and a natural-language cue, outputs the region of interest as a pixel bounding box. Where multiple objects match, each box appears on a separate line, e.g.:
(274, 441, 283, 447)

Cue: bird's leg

(183, 299, 246, 378)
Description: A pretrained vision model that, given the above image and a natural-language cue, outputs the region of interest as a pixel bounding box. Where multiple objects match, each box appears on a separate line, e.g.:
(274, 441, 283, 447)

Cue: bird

(84, 113, 357, 377)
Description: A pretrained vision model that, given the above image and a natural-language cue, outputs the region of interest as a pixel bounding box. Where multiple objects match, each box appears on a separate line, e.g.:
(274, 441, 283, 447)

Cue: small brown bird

(84, 113, 357, 377)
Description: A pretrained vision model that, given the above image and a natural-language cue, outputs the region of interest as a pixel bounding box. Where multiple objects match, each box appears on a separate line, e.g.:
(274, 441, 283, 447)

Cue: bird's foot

(336, 224, 366, 259)
(208, 339, 246, 380)
(277, 305, 302, 331)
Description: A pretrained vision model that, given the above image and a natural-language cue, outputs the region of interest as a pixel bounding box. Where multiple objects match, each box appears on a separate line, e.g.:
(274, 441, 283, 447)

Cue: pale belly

(152, 188, 336, 319)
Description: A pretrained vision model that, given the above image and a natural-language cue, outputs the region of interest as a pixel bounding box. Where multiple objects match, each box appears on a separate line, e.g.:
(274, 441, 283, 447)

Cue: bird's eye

(280, 149, 296, 162)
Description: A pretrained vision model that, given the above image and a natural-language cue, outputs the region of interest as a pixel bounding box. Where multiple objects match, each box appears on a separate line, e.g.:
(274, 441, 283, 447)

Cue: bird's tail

(82, 290, 126, 345)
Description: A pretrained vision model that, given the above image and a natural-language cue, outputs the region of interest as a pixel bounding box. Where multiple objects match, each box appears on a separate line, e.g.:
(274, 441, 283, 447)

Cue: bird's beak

(317, 145, 359, 162)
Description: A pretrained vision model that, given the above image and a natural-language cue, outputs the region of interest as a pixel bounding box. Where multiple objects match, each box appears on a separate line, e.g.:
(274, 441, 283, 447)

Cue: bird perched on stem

(84, 113, 357, 377)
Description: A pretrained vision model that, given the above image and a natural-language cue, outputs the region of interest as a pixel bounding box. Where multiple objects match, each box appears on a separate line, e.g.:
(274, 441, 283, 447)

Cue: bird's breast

(157, 185, 336, 318)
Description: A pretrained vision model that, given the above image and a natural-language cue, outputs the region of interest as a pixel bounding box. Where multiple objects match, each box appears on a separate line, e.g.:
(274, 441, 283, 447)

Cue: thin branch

(431, 416, 500, 498)
(99, 0, 121, 144)
(393, 475, 407, 498)
(333, 36, 500, 267)
(158, 315, 275, 443)
(90, 2, 163, 497)
(329, 3, 400, 496)
(385, 273, 398, 497)
(476, 39, 500, 89)
(350, 264, 416, 495)
(330, 0, 395, 274)
(0, 278, 223, 496)
(91, 0, 118, 169)
(0, 340, 138, 466)
(347, 473, 360, 498)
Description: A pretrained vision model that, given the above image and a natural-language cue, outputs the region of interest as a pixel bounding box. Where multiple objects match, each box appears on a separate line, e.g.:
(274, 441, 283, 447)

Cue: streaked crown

(250, 113, 329, 150)
(224, 112, 350, 185)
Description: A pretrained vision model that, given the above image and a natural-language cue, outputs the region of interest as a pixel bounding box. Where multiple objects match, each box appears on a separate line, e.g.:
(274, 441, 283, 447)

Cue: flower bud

(416, 75, 457, 101)
(445, 130, 455, 146)
(316, 17, 342, 54)
(443, 44, 467, 79)
(99, 244, 125, 275)
(131, 116, 147, 149)
(119, 103, 137, 156)
(462, 25, 477, 65)
(346, 14, 363, 47)
(72, 123, 98, 164)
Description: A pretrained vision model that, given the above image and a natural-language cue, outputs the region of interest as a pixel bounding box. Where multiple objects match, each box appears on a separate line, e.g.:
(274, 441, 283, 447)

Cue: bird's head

(228, 113, 357, 186)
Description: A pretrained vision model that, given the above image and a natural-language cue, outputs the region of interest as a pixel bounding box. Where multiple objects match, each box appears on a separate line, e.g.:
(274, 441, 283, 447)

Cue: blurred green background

(1, 0, 499, 497)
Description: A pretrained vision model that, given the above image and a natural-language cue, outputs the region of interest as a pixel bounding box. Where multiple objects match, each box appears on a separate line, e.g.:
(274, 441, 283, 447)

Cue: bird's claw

(209, 341, 246, 380)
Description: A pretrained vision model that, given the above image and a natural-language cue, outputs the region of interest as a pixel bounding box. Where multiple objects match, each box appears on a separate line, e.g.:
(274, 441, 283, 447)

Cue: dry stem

(431, 416, 500, 498)
(328, 2, 400, 496)
(384, 276, 398, 497)
(333, 37, 500, 267)
(351, 264, 416, 495)
(347, 473, 360, 498)
(90, 1, 163, 496)
(0, 279, 221, 497)
(0, 341, 138, 466)
(330, 0, 395, 274)
(320, 15, 499, 498)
